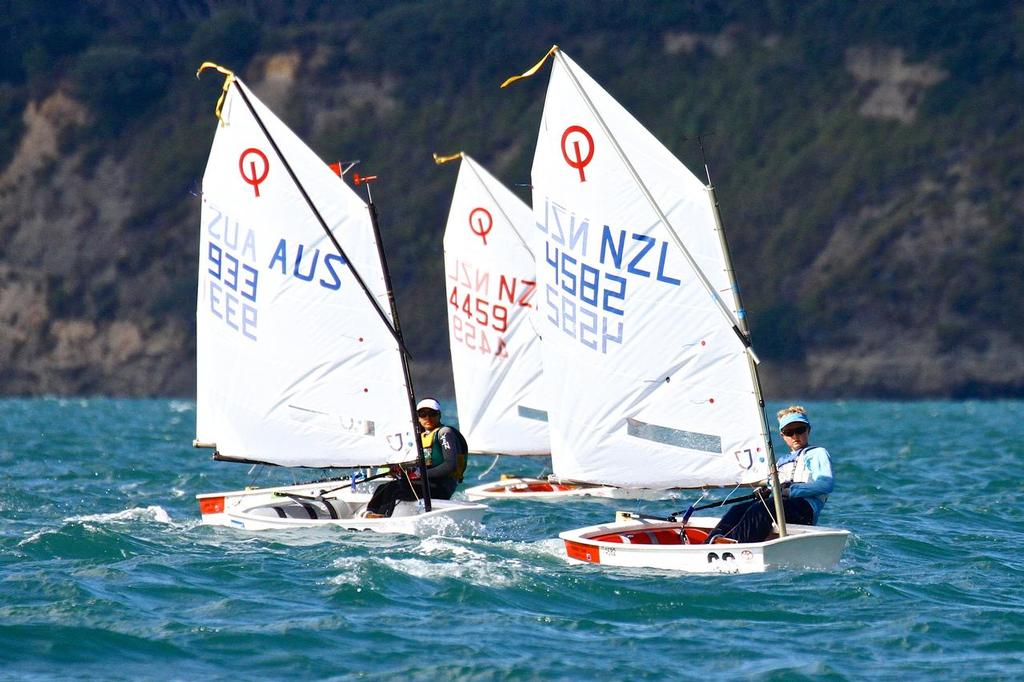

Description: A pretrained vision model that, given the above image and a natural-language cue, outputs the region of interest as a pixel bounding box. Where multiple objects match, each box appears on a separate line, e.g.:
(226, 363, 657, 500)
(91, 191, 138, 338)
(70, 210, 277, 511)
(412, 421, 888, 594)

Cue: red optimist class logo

(468, 207, 493, 245)
(239, 148, 269, 197)
(561, 125, 594, 182)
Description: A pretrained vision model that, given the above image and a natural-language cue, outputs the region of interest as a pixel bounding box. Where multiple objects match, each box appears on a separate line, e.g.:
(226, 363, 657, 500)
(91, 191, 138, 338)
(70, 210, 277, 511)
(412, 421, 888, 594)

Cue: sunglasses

(781, 426, 808, 437)
(417, 409, 439, 418)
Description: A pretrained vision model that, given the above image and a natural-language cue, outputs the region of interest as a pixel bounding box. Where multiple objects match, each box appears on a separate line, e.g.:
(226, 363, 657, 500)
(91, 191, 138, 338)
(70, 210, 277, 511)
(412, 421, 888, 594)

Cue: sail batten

(195, 77, 416, 468)
(530, 51, 770, 489)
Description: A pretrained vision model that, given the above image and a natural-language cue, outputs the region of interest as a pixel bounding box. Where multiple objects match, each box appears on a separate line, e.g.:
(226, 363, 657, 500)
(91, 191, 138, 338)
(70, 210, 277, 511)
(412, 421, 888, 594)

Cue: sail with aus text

(196, 77, 417, 468)
(442, 154, 549, 455)
(530, 50, 769, 490)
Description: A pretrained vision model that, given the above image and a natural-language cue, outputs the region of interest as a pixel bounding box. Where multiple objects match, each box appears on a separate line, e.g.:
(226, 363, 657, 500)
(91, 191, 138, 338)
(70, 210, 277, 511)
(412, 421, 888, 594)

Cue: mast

(698, 138, 787, 537)
(354, 173, 433, 512)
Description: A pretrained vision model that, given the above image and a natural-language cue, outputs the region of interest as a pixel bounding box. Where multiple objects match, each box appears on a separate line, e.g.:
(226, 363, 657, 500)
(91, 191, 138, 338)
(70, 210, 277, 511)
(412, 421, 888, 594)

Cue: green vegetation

(2, 0, 1022, 392)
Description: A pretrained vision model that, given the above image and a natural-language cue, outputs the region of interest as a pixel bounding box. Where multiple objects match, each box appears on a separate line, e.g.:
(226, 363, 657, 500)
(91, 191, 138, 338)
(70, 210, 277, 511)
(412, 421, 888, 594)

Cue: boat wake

(378, 540, 530, 588)
(325, 535, 574, 589)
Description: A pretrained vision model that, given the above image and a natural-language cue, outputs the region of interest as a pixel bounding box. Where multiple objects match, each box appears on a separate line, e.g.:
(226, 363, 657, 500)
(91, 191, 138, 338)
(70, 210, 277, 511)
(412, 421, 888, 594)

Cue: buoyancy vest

(776, 445, 831, 521)
(422, 426, 468, 483)
(777, 446, 815, 484)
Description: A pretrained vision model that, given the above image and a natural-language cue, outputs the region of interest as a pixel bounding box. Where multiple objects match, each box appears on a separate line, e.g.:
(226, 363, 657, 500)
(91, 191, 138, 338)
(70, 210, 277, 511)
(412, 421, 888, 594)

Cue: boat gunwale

(562, 518, 850, 552)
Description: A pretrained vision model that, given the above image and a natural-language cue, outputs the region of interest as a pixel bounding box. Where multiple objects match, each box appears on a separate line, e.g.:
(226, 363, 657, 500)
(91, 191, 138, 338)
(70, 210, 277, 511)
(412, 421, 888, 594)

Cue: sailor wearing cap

(362, 397, 470, 518)
(704, 406, 835, 544)
(774, 407, 834, 522)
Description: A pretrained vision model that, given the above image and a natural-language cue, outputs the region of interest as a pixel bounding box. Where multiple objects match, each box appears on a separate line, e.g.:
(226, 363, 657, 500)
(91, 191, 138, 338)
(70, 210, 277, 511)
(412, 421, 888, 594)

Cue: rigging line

(214, 451, 399, 471)
(553, 51, 746, 345)
(401, 468, 421, 502)
(478, 454, 501, 479)
(226, 77, 407, 352)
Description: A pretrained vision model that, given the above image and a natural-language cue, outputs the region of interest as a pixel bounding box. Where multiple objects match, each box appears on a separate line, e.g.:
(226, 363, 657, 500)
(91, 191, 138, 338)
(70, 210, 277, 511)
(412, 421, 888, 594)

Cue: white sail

(530, 51, 769, 489)
(442, 154, 549, 455)
(195, 78, 416, 468)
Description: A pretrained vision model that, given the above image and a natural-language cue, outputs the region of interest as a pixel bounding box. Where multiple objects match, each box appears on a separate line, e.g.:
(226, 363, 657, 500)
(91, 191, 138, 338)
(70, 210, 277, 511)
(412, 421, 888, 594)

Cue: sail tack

(442, 154, 549, 455)
(530, 51, 769, 489)
(196, 79, 416, 467)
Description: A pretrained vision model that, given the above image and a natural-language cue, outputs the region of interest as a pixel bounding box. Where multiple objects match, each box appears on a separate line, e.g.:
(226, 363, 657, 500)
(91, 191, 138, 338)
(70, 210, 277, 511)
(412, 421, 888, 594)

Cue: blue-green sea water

(1, 398, 1022, 680)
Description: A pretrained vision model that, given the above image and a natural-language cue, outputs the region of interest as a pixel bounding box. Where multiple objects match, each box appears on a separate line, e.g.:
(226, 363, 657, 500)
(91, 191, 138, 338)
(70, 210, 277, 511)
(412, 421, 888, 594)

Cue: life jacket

(777, 446, 818, 484)
(776, 445, 831, 518)
(421, 425, 468, 483)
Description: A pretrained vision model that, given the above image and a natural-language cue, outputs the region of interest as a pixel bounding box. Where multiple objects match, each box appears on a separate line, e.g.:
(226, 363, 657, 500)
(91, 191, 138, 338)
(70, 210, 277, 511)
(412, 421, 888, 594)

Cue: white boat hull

(463, 476, 670, 502)
(197, 479, 488, 535)
(559, 513, 849, 574)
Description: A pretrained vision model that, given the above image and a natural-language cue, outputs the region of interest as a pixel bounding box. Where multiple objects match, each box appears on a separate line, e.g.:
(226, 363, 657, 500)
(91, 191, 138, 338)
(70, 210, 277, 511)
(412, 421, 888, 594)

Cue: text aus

(205, 207, 351, 343)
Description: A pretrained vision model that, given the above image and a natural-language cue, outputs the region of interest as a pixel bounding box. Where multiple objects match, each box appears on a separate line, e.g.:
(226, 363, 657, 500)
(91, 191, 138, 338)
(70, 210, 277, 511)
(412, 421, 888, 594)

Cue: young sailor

(362, 398, 469, 518)
(705, 406, 835, 543)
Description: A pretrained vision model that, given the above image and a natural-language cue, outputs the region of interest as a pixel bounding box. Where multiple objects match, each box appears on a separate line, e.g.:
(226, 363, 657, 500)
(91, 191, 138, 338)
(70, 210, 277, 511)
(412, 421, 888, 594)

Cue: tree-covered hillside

(1, 0, 1022, 397)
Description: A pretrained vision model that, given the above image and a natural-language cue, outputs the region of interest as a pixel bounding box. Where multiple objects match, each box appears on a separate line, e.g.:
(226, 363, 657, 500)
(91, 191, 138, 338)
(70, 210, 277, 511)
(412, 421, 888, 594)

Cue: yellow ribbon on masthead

(500, 45, 559, 88)
(195, 62, 236, 125)
(432, 152, 464, 165)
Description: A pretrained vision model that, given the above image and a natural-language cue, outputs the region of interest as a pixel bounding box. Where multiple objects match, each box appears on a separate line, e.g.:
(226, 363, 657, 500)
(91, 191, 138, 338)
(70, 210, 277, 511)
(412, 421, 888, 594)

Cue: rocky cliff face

(0, 89, 191, 395)
(1, 13, 1021, 399)
(770, 47, 1023, 398)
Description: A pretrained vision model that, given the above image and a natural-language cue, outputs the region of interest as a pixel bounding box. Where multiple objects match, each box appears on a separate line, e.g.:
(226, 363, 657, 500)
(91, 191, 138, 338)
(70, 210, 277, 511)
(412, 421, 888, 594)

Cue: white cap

(416, 398, 441, 413)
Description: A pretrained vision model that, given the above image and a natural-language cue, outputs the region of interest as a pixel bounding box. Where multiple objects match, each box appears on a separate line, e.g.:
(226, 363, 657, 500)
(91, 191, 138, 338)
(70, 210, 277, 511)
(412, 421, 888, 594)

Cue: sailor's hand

(780, 481, 793, 498)
(754, 486, 771, 500)
(388, 464, 404, 477)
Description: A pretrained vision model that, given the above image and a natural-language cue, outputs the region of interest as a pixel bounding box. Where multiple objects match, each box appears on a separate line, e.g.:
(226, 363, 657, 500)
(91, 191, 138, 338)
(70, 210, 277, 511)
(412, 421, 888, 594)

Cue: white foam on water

(380, 555, 518, 586)
(530, 537, 567, 560)
(417, 535, 489, 559)
(17, 507, 175, 547)
(168, 400, 194, 413)
(66, 505, 173, 525)
(412, 513, 486, 538)
(17, 528, 57, 547)
(369, 535, 556, 588)
(327, 555, 373, 586)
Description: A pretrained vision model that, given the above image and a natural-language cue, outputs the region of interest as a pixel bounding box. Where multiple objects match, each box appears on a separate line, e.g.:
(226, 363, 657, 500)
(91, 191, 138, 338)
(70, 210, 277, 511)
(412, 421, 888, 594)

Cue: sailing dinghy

(505, 47, 848, 572)
(436, 152, 631, 502)
(192, 64, 486, 534)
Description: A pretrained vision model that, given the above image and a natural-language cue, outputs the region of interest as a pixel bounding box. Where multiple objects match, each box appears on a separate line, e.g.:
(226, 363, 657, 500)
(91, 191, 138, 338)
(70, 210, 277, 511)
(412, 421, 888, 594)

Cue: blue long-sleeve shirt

(776, 445, 834, 522)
